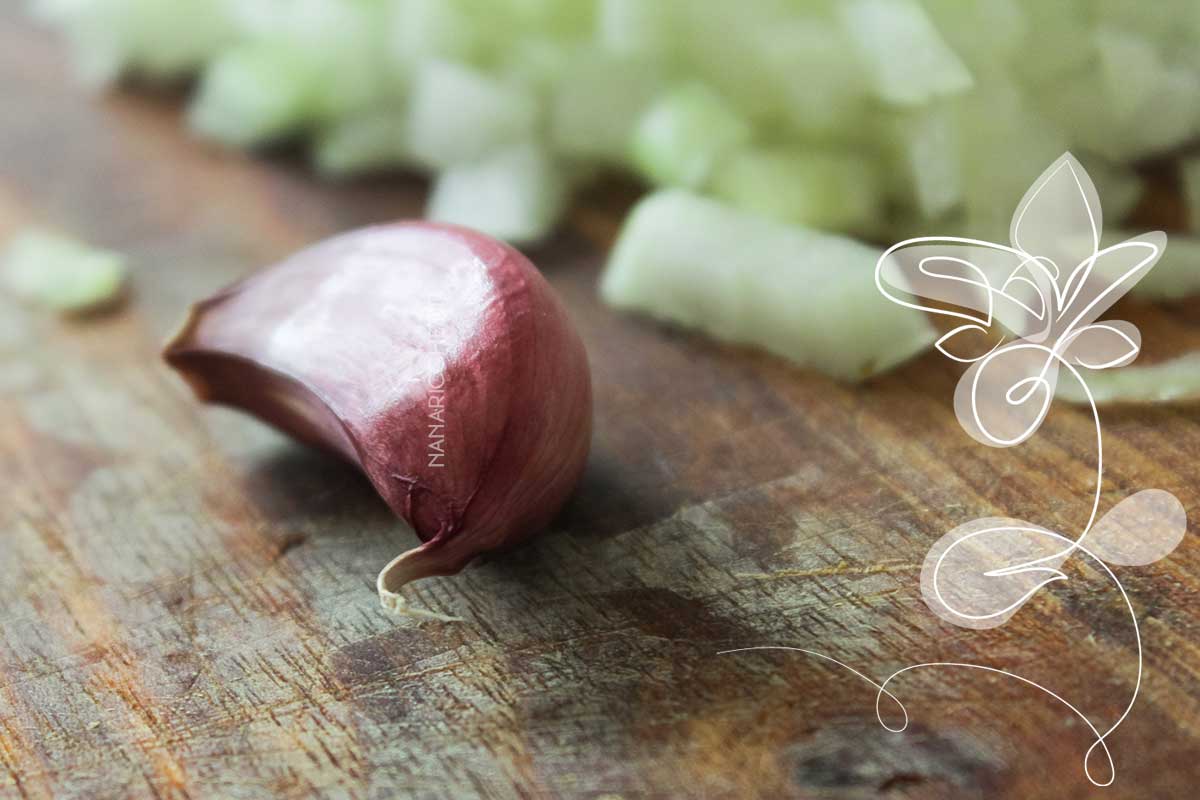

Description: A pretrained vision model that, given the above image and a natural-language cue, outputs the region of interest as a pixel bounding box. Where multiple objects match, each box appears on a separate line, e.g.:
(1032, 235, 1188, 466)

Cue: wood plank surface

(3, 9, 1200, 799)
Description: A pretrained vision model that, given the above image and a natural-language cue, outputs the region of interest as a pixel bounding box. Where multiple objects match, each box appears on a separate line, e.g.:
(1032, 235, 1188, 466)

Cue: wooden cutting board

(3, 10, 1200, 800)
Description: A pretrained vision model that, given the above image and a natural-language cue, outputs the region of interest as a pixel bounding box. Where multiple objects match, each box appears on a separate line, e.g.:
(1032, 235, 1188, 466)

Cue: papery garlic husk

(164, 222, 593, 615)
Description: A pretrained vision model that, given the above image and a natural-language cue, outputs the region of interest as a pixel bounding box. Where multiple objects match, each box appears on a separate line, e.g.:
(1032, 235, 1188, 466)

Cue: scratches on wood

(1, 7, 1199, 798)
(737, 560, 923, 581)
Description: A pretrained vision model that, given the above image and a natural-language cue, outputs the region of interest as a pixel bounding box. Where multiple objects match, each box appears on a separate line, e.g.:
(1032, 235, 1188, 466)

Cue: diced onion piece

(921, 0, 1026, 71)
(1131, 65, 1200, 156)
(756, 20, 869, 137)
(2, 230, 127, 314)
(208, 0, 392, 121)
(597, 0, 677, 59)
(1078, 156, 1142, 224)
(1092, 28, 1200, 158)
(674, 0, 809, 121)
(549, 49, 662, 164)
(426, 143, 569, 244)
(1058, 354, 1200, 404)
(890, 104, 963, 220)
(1031, 71, 1114, 161)
(493, 0, 595, 39)
(1011, 0, 1095, 81)
(385, 0, 484, 73)
(34, 0, 236, 85)
(630, 84, 752, 189)
(1098, 231, 1200, 301)
(708, 148, 882, 235)
(189, 43, 323, 146)
(314, 112, 412, 177)
(406, 60, 540, 170)
(501, 38, 573, 94)
(1096, 28, 1166, 120)
(1088, 0, 1188, 55)
(958, 80, 1067, 240)
(600, 191, 936, 381)
(838, 0, 973, 107)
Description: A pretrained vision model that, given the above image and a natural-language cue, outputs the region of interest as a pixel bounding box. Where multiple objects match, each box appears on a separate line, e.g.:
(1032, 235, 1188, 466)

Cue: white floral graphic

(877, 152, 1163, 450)
(726, 154, 1187, 788)
(876, 152, 1185, 630)
(878, 153, 1187, 786)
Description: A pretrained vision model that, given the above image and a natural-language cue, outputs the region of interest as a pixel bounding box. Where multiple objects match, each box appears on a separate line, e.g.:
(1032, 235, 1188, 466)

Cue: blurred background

(4, 2, 1200, 799)
(23, 0, 1200, 246)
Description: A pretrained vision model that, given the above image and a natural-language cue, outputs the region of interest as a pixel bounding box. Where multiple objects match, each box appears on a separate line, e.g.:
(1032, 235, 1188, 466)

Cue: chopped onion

(597, 0, 676, 59)
(890, 104, 964, 220)
(36, 0, 1200, 380)
(405, 60, 540, 170)
(708, 147, 883, 235)
(426, 143, 569, 245)
(1096, 231, 1200, 301)
(189, 43, 323, 146)
(630, 84, 752, 190)
(40, 0, 1200, 251)
(548, 48, 663, 165)
(2, 230, 127, 314)
(1058, 354, 1200, 405)
(313, 111, 412, 177)
(601, 191, 936, 381)
(837, 0, 973, 107)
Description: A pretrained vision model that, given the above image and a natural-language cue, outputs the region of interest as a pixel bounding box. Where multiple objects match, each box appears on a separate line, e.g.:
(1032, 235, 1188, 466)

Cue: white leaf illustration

(1061, 321, 1141, 370)
(953, 342, 1058, 448)
(921, 517, 1070, 629)
(861, 152, 1187, 789)
(1010, 152, 1102, 294)
(1084, 489, 1187, 566)
(934, 323, 998, 363)
(1059, 232, 1165, 330)
(877, 154, 1169, 448)
(875, 238, 1052, 341)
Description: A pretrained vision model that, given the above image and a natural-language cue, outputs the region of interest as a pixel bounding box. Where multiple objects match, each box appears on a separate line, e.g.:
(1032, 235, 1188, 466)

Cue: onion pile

(34, 0, 1200, 248)
(38, 0, 1200, 382)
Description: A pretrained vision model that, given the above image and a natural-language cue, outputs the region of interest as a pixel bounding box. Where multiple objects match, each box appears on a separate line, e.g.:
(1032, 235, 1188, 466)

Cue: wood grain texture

(3, 9, 1200, 800)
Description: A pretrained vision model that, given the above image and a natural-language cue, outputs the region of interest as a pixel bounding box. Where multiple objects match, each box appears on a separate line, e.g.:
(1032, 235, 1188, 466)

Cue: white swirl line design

(728, 153, 1187, 788)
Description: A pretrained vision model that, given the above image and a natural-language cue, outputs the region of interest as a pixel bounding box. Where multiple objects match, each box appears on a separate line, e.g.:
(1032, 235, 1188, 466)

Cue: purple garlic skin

(165, 222, 593, 611)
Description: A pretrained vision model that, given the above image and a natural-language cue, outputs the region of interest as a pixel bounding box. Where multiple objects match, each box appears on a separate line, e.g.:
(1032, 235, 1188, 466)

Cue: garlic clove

(165, 222, 592, 615)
